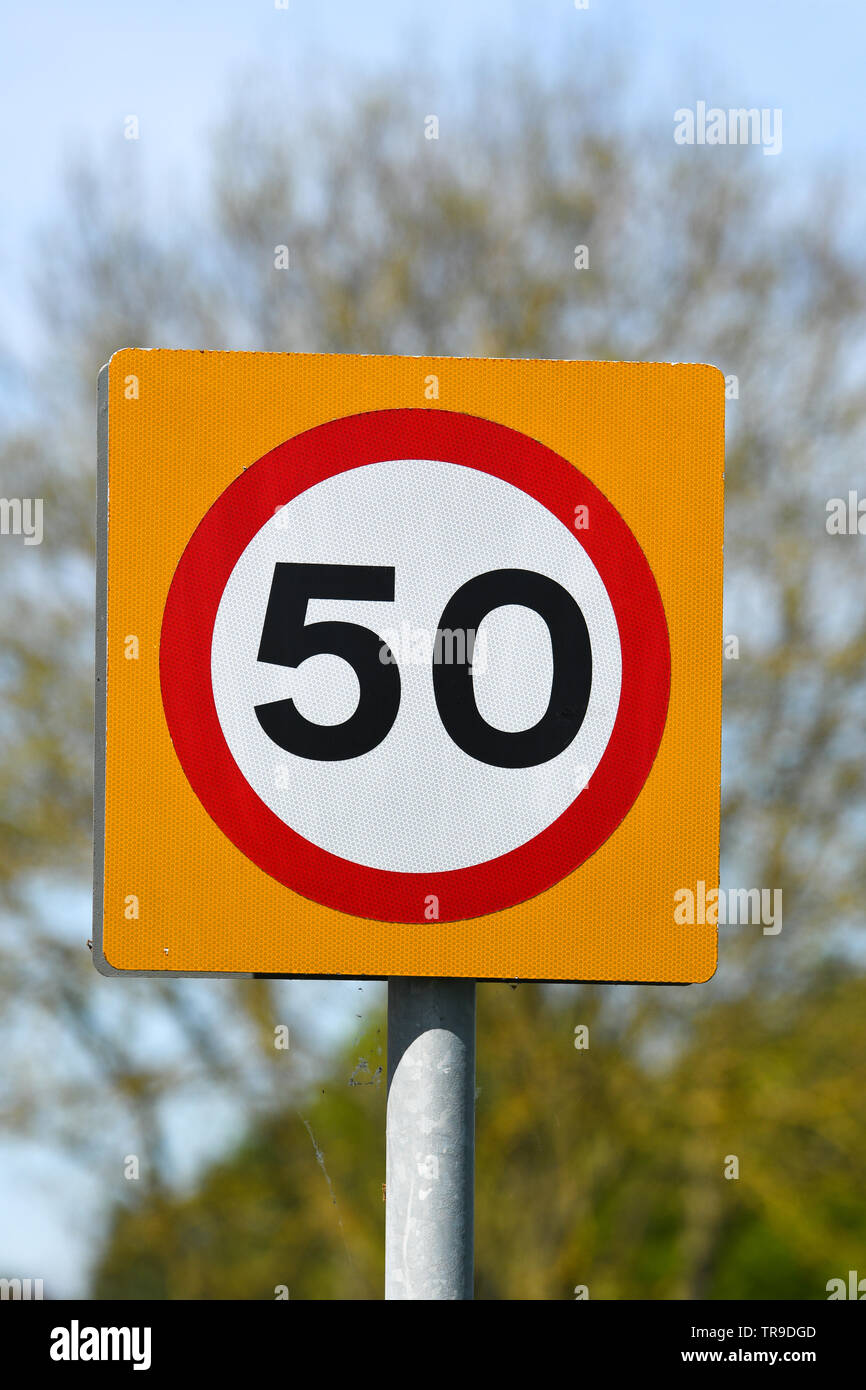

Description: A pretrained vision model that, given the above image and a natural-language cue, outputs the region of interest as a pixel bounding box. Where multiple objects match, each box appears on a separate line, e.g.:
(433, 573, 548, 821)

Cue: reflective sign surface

(95, 352, 723, 981)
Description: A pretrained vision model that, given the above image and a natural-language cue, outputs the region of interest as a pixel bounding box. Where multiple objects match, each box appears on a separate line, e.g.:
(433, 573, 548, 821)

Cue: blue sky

(2, 0, 865, 357)
(1, 0, 865, 1298)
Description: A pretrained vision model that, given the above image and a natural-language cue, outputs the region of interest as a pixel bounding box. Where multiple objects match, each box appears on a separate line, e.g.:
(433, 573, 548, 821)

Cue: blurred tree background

(1, 51, 865, 1298)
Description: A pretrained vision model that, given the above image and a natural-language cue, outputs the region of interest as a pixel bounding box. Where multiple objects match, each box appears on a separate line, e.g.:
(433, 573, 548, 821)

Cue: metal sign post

(386, 978, 476, 1300)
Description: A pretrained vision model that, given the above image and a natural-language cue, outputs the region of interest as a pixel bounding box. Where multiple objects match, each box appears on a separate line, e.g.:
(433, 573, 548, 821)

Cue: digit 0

(432, 569, 592, 768)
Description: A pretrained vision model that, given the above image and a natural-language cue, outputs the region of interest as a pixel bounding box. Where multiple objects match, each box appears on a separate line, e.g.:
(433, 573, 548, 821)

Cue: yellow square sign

(94, 351, 723, 982)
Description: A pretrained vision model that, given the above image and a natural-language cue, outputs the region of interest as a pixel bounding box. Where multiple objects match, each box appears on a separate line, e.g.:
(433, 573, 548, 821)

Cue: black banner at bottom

(3, 1297, 861, 1375)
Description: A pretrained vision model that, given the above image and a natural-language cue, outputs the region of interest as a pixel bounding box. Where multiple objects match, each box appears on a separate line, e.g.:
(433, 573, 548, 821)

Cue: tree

(1, 50, 864, 1297)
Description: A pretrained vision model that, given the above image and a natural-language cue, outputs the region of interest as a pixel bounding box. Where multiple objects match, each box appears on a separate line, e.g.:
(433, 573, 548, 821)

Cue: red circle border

(159, 409, 670, 923)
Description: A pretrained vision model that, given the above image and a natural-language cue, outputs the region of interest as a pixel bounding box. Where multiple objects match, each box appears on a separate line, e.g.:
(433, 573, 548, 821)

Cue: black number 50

(255, 563, 591, 768)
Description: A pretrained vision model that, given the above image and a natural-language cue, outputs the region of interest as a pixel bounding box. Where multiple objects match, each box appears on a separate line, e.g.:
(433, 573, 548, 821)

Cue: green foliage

(95, 1070, 386, 1301)
(93, 972, 865, 1300)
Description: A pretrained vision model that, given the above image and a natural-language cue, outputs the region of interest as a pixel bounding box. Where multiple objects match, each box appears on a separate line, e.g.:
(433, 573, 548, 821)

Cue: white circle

(211, 458, 622, 873)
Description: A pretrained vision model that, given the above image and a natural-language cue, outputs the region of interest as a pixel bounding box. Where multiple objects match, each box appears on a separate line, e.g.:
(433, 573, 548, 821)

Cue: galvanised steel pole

(385, 977, 476, 1300)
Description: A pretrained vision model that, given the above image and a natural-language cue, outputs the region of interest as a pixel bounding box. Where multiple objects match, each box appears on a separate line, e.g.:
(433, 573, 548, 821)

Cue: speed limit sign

(94, 351, 723, 982)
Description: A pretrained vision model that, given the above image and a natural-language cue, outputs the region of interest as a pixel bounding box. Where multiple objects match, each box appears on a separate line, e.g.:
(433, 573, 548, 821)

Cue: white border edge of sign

(91, 364, 114, 976)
